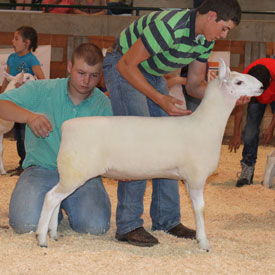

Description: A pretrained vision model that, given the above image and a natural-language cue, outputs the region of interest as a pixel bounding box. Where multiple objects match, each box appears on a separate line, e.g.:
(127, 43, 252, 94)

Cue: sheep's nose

(259, 86, 264, 93)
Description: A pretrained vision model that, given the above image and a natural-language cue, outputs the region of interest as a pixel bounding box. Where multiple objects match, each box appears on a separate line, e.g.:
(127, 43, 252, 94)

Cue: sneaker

(115, 227, 159, 247)
(167, 223, 196, 239)
(7, 166, 23, 177)
(236, 163, 254, 187)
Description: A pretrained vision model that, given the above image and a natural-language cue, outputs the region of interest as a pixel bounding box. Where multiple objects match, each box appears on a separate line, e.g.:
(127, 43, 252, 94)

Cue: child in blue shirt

(1, 26, 45, 174)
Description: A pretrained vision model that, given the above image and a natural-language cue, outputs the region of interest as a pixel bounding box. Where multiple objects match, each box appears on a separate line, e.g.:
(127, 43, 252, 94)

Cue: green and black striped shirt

(118, 9, 215, 76)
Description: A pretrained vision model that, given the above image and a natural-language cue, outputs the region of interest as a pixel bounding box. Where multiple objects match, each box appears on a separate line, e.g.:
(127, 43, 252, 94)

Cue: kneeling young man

(0, 43, 112, 234)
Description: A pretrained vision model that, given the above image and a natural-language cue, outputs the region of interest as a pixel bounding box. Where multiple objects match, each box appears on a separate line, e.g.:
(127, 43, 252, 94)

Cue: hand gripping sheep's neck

(36, 59, 263, 251)
(0, 71, 35, 175)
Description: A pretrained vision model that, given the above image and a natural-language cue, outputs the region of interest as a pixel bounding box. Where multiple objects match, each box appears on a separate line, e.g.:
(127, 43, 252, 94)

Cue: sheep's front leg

(187, 184, 210, 251)
(0, 134, 6, 175)
(263, 150, 275, 188)
(36, 185, 68, 247)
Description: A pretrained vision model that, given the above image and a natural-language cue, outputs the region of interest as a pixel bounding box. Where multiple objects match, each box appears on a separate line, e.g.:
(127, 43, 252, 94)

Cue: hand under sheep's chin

(235, 96, 251, 105)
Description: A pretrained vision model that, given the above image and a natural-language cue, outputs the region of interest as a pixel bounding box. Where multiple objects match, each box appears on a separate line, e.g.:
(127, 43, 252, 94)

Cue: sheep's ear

(218, 58, 227, 81)
(17, 71, 24, 85)
(218, 58, 231, 87)
(226, 66, 231, 76)
(3, 71, 13, 81)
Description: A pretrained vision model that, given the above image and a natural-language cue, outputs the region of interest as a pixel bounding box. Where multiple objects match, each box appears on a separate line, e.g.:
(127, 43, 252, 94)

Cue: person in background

(103, 0, 244, 247)
(43, 0, 107, 14)
(106, 0, 132, 15)
(0, 43, 112, 235)
(193, 0, 205, 8)
(229, 58, 275, 187)
(15, 0, 32, 11)
(74, 0, 107, 15)
(0, 26, 45, 175)
(43, 0, 77, 14)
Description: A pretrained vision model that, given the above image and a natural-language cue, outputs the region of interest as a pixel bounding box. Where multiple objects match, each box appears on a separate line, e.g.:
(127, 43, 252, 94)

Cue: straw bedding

(0, 137, 274, 275)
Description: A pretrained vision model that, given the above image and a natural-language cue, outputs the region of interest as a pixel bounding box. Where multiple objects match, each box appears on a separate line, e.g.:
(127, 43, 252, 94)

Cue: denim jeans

(9, 166, 111, 234)
(182, 86, 201, 112)
(13, 123, 26, 167)
(103, 50, 181, 234)
(241, 99, 275, 167)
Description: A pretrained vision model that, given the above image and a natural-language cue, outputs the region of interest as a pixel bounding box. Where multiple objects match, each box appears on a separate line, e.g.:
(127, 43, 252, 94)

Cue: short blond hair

(72, 43, 103, 66)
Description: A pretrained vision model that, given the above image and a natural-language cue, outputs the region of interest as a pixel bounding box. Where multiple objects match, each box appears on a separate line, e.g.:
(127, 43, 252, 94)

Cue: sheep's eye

(236, 80, 243, 85)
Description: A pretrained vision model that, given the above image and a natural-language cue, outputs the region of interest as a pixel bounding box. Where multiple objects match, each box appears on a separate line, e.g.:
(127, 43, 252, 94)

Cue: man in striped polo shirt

(103, 0, 243, 247)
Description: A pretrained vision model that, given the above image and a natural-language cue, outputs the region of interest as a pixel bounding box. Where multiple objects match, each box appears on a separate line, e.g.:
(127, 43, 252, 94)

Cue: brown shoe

(167, 223, 196, 239)
(115, 227, 159, 247)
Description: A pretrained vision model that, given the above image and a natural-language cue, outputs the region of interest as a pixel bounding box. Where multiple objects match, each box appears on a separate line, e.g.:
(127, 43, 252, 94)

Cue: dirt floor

(0, 137, 274, 275)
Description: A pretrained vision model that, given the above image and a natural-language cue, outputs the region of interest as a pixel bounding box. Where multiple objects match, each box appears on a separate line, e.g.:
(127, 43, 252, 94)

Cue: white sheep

(262, 150, 275, 188)
(0, 71, 35, 174)
(36, 59, 263, 251)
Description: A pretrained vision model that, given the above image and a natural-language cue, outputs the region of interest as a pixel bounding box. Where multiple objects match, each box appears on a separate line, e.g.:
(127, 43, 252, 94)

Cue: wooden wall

(1, 32, 273, 78)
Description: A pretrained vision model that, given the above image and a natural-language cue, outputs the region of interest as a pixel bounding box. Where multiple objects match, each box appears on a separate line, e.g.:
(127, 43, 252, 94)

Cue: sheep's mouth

(257, 88, 264, 95)
(254, 90, 263, 96)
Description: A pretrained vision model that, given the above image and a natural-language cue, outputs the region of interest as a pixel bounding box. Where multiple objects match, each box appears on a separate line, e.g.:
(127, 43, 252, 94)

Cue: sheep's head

(21, 72, 36, 84)
(14, 71, 36, 85)
(218, 58, 263, 100)
(3, 71, 36, 92)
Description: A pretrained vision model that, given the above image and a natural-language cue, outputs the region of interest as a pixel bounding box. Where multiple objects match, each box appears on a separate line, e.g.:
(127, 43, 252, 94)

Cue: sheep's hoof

(36, 233, 48, 248)
(49, 229, 58, 241)
(198, 239, 210, 252)
(262, 180, 274, 189)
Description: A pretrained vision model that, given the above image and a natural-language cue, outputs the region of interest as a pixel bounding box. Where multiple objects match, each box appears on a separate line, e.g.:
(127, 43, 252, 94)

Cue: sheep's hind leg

(36, 185, 68, 247)
(0, 134, 6, 175)
(186, 184, 210, 251)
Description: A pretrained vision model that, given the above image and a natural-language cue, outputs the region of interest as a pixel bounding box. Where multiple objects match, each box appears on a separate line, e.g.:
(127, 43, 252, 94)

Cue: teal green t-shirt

(0, 78, 113, 169)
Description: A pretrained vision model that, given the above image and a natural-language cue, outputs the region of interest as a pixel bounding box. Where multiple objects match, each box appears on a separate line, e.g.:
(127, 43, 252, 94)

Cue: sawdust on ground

(0, 137, 274, 275)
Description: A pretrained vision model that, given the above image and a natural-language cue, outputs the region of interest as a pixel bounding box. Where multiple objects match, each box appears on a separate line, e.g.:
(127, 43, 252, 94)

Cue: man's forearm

(185, 80, 207, 99)
(0, 100, 31, 123)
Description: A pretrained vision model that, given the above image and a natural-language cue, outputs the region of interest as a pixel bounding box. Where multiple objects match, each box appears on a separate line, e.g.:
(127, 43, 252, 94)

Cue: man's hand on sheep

(158, 95, 192, 116)
(27, 113, 53, 138)
(235, 95, 251, 105)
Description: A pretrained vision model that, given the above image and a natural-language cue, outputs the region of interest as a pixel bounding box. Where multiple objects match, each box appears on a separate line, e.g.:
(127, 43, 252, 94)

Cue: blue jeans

(103, 50, 181, 234)
(182, 86, 201, 112)
(241, 99, 275, 167)
(9, 166, 111, 234)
